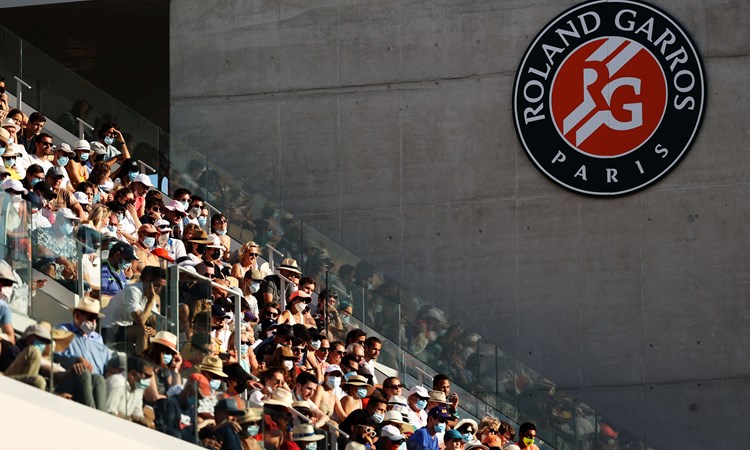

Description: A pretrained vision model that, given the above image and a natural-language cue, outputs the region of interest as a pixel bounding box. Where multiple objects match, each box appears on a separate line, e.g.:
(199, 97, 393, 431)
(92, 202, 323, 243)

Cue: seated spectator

(0, 262, 17, 344)
(194, 235, 228, 281)
(102, 266, 166, 352)
(110, 187, 141, 239)
(67, 140, 93, 187)
(294, 371, 330, 427)
(339, 374, 374, 420)
(269, 345, 299, 387)
(209, 397, 246, 448)
(477, 416, 501, 444)
(291, 423, 325, 450)
(239, 269, 262, 320)
(407, 406, 451, 450)
(130, 174, 153, 217)
(209, 213, 230, 258)
(55, 297, 111, 411)
(248, 367, 288, 405)
(367, 392, 389, 425)
(443, 430, 466, 450)
(261, 258, 302, 307)
(95, 122, 130, 166)
(101, 241, 138, 304)
(31, 208, 83, 291)
(1, 323, 59, 390)
(406, 386, 430, 429)
(383, 410, 412, 436)
(19, 113, 46, 156)
(231, 240, 261, 279)
(238, 407, 264, 450)
(512, 422, 539, 450)
(387, 395, 411, 425)
(140, 195, 164, 225)
(379, 424, 407, 450)
(132, 223, 161, 273)
(155, 218, 187, 261)
(433, 374, 459, 416)
(227, 327, 258, 374)
(1, 117, 29, 177)
(313, 364, 344, 419)
(163, 199, 188, 240)
(46, 166, 84, 218)
(89, 161, 113, 204)
(142, 330, 182, 404)
(105, 353, 155, 428)
(383, 376, 404, 400)
(454, 419, 479, 445)
(20, 162, 44, 191)
(279, 290, 311, 327)
(50, 142, 75, 191)
(363, 336, 383, 385)
(1, 130, 22, 180)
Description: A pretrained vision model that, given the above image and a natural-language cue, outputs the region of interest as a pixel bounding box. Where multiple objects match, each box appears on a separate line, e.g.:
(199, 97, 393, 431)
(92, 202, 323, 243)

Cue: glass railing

(0, 23, 652, 450)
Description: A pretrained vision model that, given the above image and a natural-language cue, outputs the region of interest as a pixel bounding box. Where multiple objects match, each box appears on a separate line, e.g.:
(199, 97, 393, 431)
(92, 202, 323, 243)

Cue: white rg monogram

(563, 37, 644, 147)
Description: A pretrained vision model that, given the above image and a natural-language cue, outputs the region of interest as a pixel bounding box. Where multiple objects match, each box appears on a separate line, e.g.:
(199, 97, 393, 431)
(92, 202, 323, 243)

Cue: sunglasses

(334, 350, 346, 355)
(319, 347, 330, 352)
(247, 253, 260, 257)
(40, 142, 53, 147)
(292, 347, 305, 354)
(241, 340, 252, 345)
(386, 384, 403, 389)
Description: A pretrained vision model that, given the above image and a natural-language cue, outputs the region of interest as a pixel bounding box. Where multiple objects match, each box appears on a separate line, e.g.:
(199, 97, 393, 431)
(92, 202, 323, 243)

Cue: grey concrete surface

(170, 0, 750, 448)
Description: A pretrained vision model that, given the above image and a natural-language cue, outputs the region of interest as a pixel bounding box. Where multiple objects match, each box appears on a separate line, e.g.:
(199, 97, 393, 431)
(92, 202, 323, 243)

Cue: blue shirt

(407, 428, 439, 450)
(56, 322, 112, 375)
(0, 300, 11, 326)
(101, 262, 126, 297)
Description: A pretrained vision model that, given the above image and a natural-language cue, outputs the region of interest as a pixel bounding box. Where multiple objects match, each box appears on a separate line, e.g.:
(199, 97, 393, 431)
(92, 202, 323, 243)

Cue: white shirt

(407, 408, 427, 429)
(102, 282, 156, 328)
(363, 358, 378, 385)
(29, 153, 53, 174)
(106, 373, 144, 418)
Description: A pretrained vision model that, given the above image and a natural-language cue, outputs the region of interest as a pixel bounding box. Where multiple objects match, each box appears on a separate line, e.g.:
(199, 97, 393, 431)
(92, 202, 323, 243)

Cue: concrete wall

(169, 1, 750, 448)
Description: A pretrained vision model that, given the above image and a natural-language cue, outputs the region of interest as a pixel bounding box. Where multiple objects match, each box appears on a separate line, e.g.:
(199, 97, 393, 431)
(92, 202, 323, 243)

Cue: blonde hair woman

(231, 241, 261, 279)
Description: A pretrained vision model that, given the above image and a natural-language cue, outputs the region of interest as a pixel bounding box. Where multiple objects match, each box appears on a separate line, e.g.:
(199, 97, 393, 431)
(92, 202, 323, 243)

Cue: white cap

(155, 219, 171, 231)
(380, 425, 404, 441)
(1, 118, 19, 132)
(56, 143, 75, 155)
(73, 191, 89, 204)
(3, 178, 27, 195)
(132, 173, 154, 187)
(408, 385, 429, 399)
(73, 140, 91, 151)
(58, 208, 80, 221)
(206, 235, 223, 248)
(165, 199, 186, 213)
(91, 141, 107, 155)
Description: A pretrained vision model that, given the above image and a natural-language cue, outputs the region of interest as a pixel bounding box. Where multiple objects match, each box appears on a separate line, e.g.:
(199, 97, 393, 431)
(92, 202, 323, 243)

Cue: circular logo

(513, 0, 705, 196)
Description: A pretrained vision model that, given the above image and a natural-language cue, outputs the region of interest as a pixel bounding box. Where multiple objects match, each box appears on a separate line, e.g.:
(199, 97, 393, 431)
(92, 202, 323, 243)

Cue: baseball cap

(408, 385, 429, 399)
(215, 397, 246, 416)
(3, 178, 27, 195)
(427, 405, 451, 419)
(380, 425, 405, 442)
(110, 241, 138, 260)
(445, 430, 464, 441)
(46, 166, 66, 179)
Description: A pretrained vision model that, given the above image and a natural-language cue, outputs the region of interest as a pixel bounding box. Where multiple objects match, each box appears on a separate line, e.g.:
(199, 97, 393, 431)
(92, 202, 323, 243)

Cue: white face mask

(250, 281, 260, 293)
(283, 360, 294, 371)
(0, 285, 13, 301)
(79, 319, 97, 334)
(294, 301, 306, 313)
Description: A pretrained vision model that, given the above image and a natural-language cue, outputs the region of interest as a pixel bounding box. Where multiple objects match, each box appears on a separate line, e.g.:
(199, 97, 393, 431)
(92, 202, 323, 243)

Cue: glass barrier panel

(21, 41, 114, 139)
(1, 192, 33, 317)
(0, 28, 22, 89)
(113, 100, 161, 179)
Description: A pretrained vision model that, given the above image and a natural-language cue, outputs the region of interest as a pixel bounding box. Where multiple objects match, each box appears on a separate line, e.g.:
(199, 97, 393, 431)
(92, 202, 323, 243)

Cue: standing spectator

(407, 406, 451, 450)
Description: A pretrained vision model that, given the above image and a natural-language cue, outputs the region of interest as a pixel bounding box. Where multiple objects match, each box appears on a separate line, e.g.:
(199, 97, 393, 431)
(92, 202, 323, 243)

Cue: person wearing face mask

(101, 265, 166, 352)
(45, 165, 85, 219)
(1, 129, 23, 180)
(105, 354, 156, 428)
(30, 208, 83, 290)
(96, 122, 130, 167)
(210, 397, 248, 450)
(1, 322, 59, 390)
(291, 423, 325, 450)
(2, 178, 28, 231)
(512, 423, 538, 450)
(379, 424, 408, 450)
(141, 331, 183, 405)
(240, 269, 263, 321)
(312, 364, 345, 420)
(366, 394, 389, 428)
(238, 407, 264, 450)
(227, 329, 259, 375)
(184, 195, 204, 226)
(54, 297, 112, 411)
(100, 241, 138, 303)
(195, 234, 229, 282)
(67, 140, 93, 187)
(132, 223, 161, 274)
(130, 173, 153, 217)
(49, 142, 76, 192)
(1, 117, 31, 176)
(261, 258, 302, 307)
(339, 374, 374, 421)
(209, 213, 231, 257)
(278, 290, 311, 326)
(406, 386, 430, 429)
(154, 219, 187, 262)
(407, 406, 452, 450)
(21, 163, 44, 192)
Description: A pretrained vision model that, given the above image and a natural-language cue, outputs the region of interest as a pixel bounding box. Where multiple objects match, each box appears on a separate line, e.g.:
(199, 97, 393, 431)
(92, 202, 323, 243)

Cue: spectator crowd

(0, 80, 621, 450)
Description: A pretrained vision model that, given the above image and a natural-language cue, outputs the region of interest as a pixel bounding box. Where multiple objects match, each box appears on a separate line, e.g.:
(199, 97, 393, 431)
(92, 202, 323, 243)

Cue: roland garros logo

(513, 0, 705, 196)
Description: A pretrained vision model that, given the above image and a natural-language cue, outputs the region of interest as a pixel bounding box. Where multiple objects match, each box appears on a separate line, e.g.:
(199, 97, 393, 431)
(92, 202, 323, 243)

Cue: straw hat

(264, 387, 293, 407)
(151, 330, 178, 353)
(277, 258, 301, 275)
(198, 354, 228, 378)
(239, 408, 263, 424)
(291, 423, 324, 442)
(428, 390, 448, 404)
(72, 297, 105, 317)
(343, 374, 375, 396)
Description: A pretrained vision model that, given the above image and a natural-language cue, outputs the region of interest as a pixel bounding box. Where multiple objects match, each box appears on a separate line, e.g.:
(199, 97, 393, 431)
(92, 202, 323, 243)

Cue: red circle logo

(550, 37, 667, 158)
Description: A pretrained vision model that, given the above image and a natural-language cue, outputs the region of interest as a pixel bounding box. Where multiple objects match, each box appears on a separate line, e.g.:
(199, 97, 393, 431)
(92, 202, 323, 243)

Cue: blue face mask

(209, 379, 222, 390)
(128, 171, 138, 181)
(326, 376, 341, 390)
(372, 412, 384, 423)
(32, 340, 47, 353)
(356, 388, 368, 399)
(143, 236, 156, 248)
(416, 399, 428, 410)
(104, 136, 115, 146)
(107, 225, 117, 233)
(344, 371, 356, 381)
(434, 423, 446, 434)
(197, 216, 207, 227)
(79, 153, 89, 162)
(240, 344, 249, 355)
(121, 261, 133, 271)
(30, 178, 43, 187)
(162, 353, 173, 365)
(136, 377, 151, 390)
(181, 201, 190, 211)
(215, 229, 226, 236)
(246, 425, 260, 436)
(305, 443, 317, 450)
(463, 433, 473, 443)
(57, 156, 69, 167)
(4, 158, 15, 168)
(93, 192, 100, 203)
